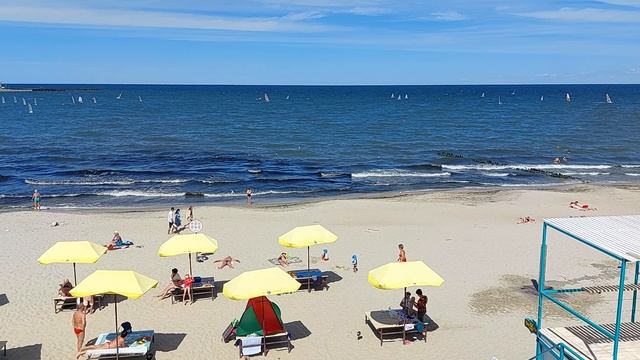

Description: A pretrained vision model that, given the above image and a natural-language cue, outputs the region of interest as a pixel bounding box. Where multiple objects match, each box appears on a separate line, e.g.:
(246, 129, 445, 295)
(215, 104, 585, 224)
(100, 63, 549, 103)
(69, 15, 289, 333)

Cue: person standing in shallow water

(246, 188, 253, 205)
(32, 189, 41, 210)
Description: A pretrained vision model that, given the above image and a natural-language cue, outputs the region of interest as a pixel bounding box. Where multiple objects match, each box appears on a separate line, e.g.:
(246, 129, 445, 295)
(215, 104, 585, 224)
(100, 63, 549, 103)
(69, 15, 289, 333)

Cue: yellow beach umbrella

(368, 261, 444, 290)
(278, 224, 337, 291)
(37, 241, 107, 285)
(223, 267, 301, 300)
(158, 233, 218, 275)
(71, 270, 158, 360)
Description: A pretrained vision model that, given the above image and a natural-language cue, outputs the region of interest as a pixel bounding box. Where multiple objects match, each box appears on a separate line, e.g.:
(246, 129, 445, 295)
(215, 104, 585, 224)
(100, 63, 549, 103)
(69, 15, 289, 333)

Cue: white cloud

(346, 7, 390, 16)
(515, 7, 640, 22)
(0, 5, 337, 32)
(595, 0, 640, 8)
(430, 11, 467, 21)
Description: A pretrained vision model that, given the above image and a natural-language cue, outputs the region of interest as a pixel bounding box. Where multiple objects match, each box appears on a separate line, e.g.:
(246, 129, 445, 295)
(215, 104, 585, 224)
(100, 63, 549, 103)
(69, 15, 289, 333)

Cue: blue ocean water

(1, 84, 639, 208)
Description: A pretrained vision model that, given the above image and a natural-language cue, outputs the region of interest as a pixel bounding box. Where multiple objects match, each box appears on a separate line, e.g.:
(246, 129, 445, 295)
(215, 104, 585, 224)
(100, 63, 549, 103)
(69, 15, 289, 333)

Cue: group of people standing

(167, 206, 193, 234)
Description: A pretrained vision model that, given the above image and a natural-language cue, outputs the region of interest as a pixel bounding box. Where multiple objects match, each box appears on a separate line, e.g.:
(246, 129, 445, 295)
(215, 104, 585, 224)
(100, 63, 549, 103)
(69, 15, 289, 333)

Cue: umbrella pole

(402, 287, 406, 343)
(73, 262, 77, 286)
(189, 253, 193, 276)
(114, 294, 119, 360)
(307, 246, 311, 293)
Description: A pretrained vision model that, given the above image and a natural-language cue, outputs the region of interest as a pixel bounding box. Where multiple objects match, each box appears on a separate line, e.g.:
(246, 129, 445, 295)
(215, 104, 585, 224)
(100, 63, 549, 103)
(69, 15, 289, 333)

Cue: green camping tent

(236, 296, 286, 336)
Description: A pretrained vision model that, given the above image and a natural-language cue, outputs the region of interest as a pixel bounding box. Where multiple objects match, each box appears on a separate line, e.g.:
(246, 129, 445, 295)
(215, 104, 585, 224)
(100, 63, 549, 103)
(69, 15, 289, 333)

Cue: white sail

(34, 98, 37, 106)
(498, 96, 502, 105)
(606, 93, 612, 104)
(1, 96, 4, 104)
(286, 95, 290, 100)
(512, 90, 516, 95)
(264, 93, 270, 102)
(13, 96, 17, 103)
(405, 94, 408, 99)
(72, 96, 76, 104)
(391, 93, 395, 98)
(28, 103, 33, 114)
(565, 93, 571, 102)
(116, 92, 122, 99)
(78, 96, 83, 104)
(540, 95, 544, 101)
(22, 98, 26, 106)
(92, 97, 97, 103)
(481, 92, 485, 98)
(397, 94, 401, 100)
(138, 96, 143, 103)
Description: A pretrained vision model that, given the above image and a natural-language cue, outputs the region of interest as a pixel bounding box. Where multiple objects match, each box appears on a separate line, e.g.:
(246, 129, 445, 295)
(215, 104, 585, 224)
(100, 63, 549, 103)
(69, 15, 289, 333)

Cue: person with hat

(76, 322, 132, 359)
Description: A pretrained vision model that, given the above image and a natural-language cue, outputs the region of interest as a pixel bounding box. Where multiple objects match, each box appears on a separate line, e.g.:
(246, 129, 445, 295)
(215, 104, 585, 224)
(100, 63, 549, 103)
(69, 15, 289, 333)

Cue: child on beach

(321, 248, 329, 261)
(398, 244, 407, 262)
(182, 274, 194, 305)
(352, 255, 358, 272)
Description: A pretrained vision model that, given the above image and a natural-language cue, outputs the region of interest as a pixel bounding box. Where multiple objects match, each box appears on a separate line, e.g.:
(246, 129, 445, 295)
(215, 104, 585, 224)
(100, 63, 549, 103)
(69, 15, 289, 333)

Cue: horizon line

(3, 82, 639, 87)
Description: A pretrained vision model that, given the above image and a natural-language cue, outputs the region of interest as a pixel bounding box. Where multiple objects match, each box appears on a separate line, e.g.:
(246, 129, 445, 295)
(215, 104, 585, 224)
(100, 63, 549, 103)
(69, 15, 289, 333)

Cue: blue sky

(0, 0, 639, 84)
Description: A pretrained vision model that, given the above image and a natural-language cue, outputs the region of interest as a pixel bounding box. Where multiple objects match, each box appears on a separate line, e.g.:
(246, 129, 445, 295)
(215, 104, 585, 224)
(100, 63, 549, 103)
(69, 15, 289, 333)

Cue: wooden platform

(540, 322, 640, 359)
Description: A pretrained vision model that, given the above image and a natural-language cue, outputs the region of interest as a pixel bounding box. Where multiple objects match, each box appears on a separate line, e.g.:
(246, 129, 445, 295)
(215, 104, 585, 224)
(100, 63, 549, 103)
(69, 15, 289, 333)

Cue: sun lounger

(171, 277, 215, 304)
(0, 340, 6, 357)
(236, 332, 292, 358)
(267, 256, 302, 266)
(365, 309, 427, 346)
(83, 330, 154, 359)
(54, 295, 103, 314)
(287, 269, 328, 291)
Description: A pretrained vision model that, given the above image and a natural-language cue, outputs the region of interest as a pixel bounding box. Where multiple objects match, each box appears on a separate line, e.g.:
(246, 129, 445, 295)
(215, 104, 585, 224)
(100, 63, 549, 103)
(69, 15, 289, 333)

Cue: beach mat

(268, 256, 302, 265)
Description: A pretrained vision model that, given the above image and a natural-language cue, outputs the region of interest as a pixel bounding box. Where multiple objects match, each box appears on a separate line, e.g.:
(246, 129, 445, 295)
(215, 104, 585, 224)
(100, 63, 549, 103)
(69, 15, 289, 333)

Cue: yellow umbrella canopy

(368, 261, 444, 290)
(158, 233, 219, 275)
(37, 241, 107, 285)
(70, 270, 157, 360)
(223, 267, 301, 300)
(278, 225, 337, 292)
(278, 224, 337, 248)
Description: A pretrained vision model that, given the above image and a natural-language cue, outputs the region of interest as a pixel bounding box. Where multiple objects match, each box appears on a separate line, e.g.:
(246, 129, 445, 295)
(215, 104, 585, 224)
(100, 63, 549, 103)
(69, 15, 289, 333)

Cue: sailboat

(498, 96, 502, 105)
(286, 95, 290, 100)
(34, 98, 37, 106)
(391, 93, 395, 98)
(13, 96, 17, 103)
(405, 94, 408, 99)
(1, 96, 4, 104)
(78, 96, 83, 104)
(116, 93, 122, 100)
(138, 96, 143, 103)
(92, 97, 97, 104)
(512, 90, 516, 95)
(481, 92, 485, 98)
(72, 96, 76, 105)
(264, 93, 270, 103)
(22, 98, 26, 106)
(605, 93, 613, 104)
(540, 95, 544, 101)
(565, 93, 571, 102)
(28, 103, 33, 114)
(397, 94, 401, 100)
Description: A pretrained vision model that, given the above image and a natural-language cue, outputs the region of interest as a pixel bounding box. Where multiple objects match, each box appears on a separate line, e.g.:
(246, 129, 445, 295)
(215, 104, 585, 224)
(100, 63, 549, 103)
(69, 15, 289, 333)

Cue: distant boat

(78, 96, 83, 104)
(22, 98, 26, 106)
(286, 95, 290, 100)
(13, 96, 17, 103)
(116, 93, 122, 100)
(540, 95, 544, 101)
(72, 96, 76, 105)
(27, 103, 33, 114)
(34, 98, 37, 106)
(605, 93, 613, 104)
(1, 96, 4, 104)
(397, 94, 401, 100)
(92, 97, 97, 104)
(481, 92, 485, 98)
(264, 93, 270, 102)
(512, 90, 516, 95)
(138, 96, 143, 103)
(391, 93, 395, 98)
(405, 94, 408, 99)
(565, 93, 571, 102)
(498, 96, 502, 105)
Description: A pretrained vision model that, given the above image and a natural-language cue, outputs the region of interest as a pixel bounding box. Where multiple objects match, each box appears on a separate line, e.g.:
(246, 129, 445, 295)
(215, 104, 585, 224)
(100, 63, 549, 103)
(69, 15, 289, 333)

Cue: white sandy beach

(1, 184, 639, 359)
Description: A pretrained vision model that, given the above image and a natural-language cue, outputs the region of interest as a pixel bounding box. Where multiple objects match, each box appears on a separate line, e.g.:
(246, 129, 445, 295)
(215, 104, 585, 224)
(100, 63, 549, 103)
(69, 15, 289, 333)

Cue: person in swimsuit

(397, 244, 407, 262)
(214, 256, 240, 269)
(246, 188, 253, 205)
(59, 279, 73, 297)
(157, 268, 183, 300)
(77, 322, 131, 359)
(277, 252, 289, 267)
(182, 274, 194, 305)
(72, 304, 86, 352)
(352, 255, 358, 272)
(321, 248, 329, 261)
(32, 189, 41, 210)
(187, 205, 194, 222)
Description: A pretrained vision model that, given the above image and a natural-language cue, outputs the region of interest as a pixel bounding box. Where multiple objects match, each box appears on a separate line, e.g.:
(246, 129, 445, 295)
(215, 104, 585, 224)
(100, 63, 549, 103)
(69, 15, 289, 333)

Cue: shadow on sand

(154, 333, 187, 353)
(0, 293, 8, 306)
(6, 343, 42, 359)
(285, 321, 312, 340)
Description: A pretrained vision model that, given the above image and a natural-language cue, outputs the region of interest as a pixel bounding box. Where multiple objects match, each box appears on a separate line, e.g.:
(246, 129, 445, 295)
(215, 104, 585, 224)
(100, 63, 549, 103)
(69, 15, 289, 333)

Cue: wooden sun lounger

(54, 295, 103, 314)
(171, 277, 216, 304)
(84, 330, 154, 359)
(365, 310, 427, 346)
(287, 269, 328, 291)
(237, 332, 292, 358)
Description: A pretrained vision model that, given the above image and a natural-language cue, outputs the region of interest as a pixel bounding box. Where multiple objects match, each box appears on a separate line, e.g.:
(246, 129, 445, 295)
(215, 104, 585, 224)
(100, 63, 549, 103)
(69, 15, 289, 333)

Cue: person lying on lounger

(214, 256, 240, 269)
(517, 216, 535, 224)
(278, 252, 289, 267)
(76, 321, 132, 359)
(59, 279, 73, 297)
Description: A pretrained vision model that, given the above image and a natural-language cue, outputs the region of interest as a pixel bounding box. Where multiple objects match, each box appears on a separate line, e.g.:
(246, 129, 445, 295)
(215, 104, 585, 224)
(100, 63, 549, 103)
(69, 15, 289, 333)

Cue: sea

(1, 84, 639, 209)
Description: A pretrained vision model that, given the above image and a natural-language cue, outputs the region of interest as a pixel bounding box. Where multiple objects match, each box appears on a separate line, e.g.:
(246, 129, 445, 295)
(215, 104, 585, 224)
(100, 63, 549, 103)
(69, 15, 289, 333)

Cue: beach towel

(268, 256, 302, 265)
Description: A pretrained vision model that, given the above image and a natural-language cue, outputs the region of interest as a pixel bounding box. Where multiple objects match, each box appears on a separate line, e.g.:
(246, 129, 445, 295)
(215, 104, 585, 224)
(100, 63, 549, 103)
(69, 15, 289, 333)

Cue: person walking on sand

(167, 207, 175, 234)
(72, 304, 87, 352)
(187, 205, 194, 222)
(32, 189, 41, 210)
(397, 244, 407, 262)
(246, 188, 253, 205)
